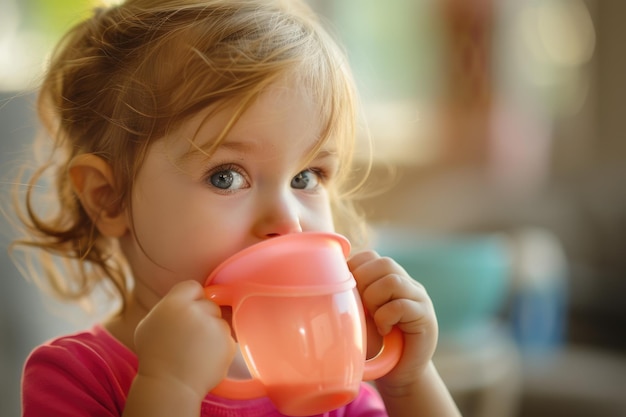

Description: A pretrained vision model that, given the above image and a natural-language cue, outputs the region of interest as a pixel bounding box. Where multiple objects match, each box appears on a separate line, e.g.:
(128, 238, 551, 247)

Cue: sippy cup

(203, 232, 403, 416)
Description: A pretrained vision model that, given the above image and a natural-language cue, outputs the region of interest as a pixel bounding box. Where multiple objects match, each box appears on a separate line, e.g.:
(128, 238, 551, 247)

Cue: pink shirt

(22, 325, 388, 416)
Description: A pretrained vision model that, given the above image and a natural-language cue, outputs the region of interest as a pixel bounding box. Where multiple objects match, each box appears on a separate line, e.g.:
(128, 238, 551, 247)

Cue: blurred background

(2, 0, 626, 416)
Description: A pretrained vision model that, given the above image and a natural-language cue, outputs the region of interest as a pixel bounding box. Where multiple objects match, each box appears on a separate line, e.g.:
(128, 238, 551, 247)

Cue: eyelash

(307, 167, 328, 183)
(202, 164, 331, 188)
(203, 163, 247, 186)
(205, 163, 245, 178)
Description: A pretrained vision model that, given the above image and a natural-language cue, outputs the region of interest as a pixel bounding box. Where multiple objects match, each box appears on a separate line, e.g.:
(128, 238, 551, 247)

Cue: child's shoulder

(22, 325, 136, 415)
(33, 324, 129, 355)
(24, 324, 137, 382)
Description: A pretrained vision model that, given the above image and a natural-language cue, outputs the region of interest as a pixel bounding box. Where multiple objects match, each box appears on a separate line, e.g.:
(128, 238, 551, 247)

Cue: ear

(69, 154, 128, 238)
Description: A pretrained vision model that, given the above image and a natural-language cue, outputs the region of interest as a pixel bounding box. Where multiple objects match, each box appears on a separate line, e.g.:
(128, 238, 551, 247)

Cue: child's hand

(348, 250, 439, 392)
(132, 280, 236, 399)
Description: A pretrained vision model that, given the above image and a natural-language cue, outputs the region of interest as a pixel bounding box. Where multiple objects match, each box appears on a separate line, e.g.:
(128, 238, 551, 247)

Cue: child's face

(119, 81, 338, 301)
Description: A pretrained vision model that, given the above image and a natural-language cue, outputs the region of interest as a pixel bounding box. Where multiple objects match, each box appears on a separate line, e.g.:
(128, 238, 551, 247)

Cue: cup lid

(204, 232, 352, 294)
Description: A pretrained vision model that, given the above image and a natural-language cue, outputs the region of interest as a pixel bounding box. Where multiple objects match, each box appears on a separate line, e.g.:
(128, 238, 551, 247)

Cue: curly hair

(10, 0, 368, 312)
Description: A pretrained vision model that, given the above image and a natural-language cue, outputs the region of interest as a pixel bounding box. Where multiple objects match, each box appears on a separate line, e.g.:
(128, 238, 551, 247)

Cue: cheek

(301, 193, 336, 232)
(129, 191, 242, 282)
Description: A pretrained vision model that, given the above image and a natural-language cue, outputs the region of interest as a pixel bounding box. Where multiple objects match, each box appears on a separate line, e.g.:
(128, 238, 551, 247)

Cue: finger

(349, 252, 414, 292)
(361, 272, 425, 313)
(373, 297, 436, 336)
(162, 281, 223, 317)
(347, 250, 380, 271)
(166, 280, 205, 301)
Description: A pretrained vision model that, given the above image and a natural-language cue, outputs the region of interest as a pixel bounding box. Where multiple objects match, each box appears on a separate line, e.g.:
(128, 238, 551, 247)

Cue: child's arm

(122, 281, 236, 417)
(348, 251, 462, 417)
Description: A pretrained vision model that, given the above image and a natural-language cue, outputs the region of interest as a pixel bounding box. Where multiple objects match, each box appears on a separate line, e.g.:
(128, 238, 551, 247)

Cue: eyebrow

(309, 147, 338, 161)
(178, 137, 338, 165)
(176, 138, 253, 165)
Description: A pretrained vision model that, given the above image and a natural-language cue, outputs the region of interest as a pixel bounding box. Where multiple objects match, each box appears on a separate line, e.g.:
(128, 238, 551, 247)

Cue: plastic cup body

(233, 289, 366, 415)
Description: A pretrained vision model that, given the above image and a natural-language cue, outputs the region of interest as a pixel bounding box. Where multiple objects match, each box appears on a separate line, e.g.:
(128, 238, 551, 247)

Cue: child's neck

(103, 297, 146, 353)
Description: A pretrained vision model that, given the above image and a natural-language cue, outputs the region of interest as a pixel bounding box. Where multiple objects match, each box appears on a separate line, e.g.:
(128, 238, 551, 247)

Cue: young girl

(14, 0, 461, 416)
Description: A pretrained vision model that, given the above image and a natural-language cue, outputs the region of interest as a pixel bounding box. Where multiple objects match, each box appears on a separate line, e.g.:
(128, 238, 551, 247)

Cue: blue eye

(209, 168, 246, 190)
(291, 170, 320, 190)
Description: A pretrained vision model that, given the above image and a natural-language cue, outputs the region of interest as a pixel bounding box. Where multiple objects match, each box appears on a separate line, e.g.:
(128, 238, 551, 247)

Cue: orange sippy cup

(203, 232, 403, 416)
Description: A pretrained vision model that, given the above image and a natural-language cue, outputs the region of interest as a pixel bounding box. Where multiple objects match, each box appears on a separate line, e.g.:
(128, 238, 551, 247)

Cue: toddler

(13, 0, 461, 416)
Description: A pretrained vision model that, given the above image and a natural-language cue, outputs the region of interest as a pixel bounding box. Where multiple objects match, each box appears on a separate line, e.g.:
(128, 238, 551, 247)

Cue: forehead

(168, 80, 335, 162)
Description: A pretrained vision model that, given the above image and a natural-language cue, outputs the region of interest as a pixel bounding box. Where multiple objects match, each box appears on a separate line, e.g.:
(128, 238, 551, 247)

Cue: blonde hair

(11, 0, 368, 311)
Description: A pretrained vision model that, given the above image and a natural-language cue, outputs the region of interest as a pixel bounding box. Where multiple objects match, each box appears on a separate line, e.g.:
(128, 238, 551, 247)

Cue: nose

(252, 189, 303, 238)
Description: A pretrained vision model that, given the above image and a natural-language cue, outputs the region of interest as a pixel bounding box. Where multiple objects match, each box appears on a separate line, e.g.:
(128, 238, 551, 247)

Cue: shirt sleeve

(22, 341, 126, 417)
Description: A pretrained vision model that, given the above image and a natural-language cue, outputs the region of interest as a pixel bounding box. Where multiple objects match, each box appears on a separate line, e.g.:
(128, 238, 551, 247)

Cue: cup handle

(362, 326, 404, 381)
(203, 285, 267, 399)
